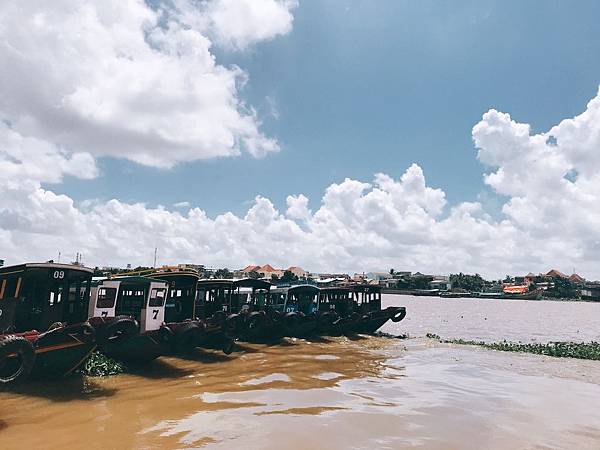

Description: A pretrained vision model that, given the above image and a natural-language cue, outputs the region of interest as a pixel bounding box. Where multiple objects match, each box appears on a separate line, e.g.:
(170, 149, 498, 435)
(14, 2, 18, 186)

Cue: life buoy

(0, 336, 36, 385)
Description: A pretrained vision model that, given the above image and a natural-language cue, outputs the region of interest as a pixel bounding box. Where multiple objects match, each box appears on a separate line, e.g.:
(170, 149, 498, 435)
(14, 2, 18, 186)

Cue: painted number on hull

(153, 310, 159, 319)
(53, 270, 65, 279)
(0, 309, 2, 317)
(101, 311, 108, 317)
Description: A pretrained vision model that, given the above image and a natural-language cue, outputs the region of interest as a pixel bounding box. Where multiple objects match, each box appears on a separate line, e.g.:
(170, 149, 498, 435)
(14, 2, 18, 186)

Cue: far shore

(382, 289, 599, 303)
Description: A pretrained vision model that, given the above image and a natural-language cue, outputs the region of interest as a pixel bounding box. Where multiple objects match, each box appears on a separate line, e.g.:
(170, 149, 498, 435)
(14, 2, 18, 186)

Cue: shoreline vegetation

(383, 289, 593, 303)
(425, 333, 600, 361)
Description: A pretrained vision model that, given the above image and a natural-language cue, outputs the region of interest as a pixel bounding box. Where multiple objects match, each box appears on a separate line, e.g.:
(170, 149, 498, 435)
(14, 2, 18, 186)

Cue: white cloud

(0, 0, 295, 169)
(1, 2, 599, 279)
(174, 0, 298, 51)
(3, 89, 600, 278)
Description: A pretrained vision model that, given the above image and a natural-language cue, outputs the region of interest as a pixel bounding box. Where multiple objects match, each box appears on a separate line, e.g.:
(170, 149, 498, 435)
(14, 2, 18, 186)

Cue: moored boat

(268, 285, 320, 338)
(195, 279, 239, 353)
(0, 263, 97, 385)
(230, 279, 283, 343)
(315, 288, 349, 335)
(149, 269, 211, 353)
(348, 284, 406, 334)
(89, 276, 172, 363)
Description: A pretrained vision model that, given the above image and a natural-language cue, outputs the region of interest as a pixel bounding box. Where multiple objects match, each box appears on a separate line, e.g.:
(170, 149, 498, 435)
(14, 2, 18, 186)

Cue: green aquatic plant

(426, 334, 600, 361)
(80, 351, 127, 377)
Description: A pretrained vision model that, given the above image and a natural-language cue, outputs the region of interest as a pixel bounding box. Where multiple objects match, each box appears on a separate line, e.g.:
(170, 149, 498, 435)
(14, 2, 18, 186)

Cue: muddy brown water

(2, 295, 600, 449)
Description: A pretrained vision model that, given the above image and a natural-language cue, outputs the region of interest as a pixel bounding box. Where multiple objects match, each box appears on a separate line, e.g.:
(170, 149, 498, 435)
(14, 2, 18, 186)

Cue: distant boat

(440, 290, 472, 298)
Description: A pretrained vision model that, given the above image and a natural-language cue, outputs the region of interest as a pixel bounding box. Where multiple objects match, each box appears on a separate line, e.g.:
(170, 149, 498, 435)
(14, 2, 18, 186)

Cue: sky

(1, 0, 600, 279)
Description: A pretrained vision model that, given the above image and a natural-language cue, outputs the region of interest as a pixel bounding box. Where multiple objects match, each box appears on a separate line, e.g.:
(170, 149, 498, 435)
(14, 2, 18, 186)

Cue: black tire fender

(97, 316, 139, 345)
(175, 322, 201, 350)
(247, 311, 265, 330)
(390, 307, 407, 323)
(0, 336, 36, 385)
(158, 325, 174, 344)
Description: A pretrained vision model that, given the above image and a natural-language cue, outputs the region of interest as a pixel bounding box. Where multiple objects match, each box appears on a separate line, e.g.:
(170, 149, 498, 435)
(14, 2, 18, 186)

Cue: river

(1, 295, 600, 449)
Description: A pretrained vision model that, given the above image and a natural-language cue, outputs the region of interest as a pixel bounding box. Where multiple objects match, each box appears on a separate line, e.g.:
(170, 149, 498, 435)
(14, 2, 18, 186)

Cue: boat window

(49, 289, 63, 306)
(14, 277, 22, 297)
(149, 288, 166, 307)
(97, 287, 117, 308)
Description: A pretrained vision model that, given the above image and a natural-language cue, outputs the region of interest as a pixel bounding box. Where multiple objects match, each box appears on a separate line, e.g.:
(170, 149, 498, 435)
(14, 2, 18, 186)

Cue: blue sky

(2, 0, 600, 276)
(54, 0, 600, 216)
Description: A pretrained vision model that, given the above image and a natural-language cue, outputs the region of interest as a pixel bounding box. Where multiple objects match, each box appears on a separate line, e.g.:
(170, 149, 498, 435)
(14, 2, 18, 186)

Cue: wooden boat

(89, 276, 172, 363)
(230, 279, 283, 343)
(0, 263, 97, 385)
(315, 288, 350, 335)
(149, 270, 212, 353)
(348, 285, 406, 334)
(439, 290, 472, 298)
(268, 285, 319, 338)
(195, 279, 239, 353)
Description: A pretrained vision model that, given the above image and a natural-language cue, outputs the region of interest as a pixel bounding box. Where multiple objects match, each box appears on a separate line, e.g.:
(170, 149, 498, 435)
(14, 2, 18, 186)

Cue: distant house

(239, 264, 308, 280)
(286, 266, 308, 279)
(365, 272, 391, 281)
(568, 273, 585, 284)
(546, 269, 567, 279)
(430, 278, 451, 291)
(581, 283, 600, 301)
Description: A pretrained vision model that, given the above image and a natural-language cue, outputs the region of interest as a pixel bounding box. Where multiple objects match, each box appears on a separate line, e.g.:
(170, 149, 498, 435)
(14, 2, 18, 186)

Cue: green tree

(214, 268, 233, 279)
(248, 270, 261, 279)
(280, 270, 299, 284)
(449, 273, 486, 292)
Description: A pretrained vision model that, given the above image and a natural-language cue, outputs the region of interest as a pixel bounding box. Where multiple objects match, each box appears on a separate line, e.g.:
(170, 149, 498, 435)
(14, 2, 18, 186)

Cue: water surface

(1, 295, 600, 449)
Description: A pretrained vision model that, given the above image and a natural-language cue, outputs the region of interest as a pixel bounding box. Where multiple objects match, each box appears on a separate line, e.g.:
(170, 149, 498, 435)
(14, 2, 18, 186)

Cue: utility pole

(153, 247, 157, 268)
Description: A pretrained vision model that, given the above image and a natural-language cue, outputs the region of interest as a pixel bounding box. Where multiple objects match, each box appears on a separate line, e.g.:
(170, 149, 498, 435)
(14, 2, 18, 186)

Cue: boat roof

(271, 284, 320, 294)
(197, 278, 234, 288)
(319, 287, 350, 293)
(149, 270, 199, 280)
(232, 278, 271, 290)
(0, 262, 94, 276)
(348, 284, 381, 293)
(108, 275, 166, 285)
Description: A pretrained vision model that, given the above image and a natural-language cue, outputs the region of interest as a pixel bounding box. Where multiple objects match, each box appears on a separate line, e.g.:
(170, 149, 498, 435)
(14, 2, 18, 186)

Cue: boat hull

(101, 332, 168, 364)
(353, 307, 407, 334)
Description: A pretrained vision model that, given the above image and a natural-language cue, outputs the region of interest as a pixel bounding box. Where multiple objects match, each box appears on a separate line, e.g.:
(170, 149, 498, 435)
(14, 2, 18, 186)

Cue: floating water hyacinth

(426, 334, 600, 361)
(80, 351, 127, 377)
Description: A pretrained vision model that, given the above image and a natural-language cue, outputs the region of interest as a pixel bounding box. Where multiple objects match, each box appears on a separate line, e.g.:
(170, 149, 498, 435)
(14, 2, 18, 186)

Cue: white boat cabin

(89, 276, 168, 332)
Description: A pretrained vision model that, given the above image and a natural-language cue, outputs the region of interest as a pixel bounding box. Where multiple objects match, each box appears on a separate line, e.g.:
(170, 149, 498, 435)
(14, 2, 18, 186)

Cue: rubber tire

(225, 313, 242, 334)
(97, 317, 138, 345)
(211, 311, 227, 328)
(0, 336, 36, 385)
(175, 322, 201, 351)
(222, 339, 235, 355)
(284, 312, 299, 329)
(247, 312, 265, 330)
(390, 308, 407, 323)
(158, 326, 174, 345)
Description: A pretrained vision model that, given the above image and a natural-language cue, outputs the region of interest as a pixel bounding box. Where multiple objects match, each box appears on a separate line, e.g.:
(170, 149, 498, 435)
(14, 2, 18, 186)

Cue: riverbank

(382, 288, 597, 303)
